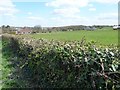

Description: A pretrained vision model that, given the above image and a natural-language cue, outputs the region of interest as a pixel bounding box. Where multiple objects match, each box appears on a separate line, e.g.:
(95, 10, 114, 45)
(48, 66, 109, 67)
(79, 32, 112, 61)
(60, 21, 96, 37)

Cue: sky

(0, 0, 119, 27)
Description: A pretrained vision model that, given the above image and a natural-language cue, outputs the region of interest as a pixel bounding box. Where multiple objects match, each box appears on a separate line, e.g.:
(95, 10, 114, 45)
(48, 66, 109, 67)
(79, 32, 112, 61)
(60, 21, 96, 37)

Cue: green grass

(0, 39, 13, 89)
(22, 27, 118, 45)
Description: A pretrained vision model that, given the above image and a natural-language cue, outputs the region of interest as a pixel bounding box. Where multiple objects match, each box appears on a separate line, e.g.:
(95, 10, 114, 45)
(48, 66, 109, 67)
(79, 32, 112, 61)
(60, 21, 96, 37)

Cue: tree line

(1, 25, 112, 34)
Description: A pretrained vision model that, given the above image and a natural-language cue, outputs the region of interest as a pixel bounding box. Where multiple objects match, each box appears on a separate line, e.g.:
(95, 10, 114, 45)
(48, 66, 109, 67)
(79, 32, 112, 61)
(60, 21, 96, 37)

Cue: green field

(23, 27, 118, 45)
(1, 28, 119, 88)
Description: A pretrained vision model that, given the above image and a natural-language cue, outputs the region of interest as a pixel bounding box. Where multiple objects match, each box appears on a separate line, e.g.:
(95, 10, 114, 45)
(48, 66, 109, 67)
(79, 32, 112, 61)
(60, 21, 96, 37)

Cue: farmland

(1, 27, 120, 89)
(0, 0, 119, 89)
(2, 35, 119, 89)
(22, 27, 118, 46)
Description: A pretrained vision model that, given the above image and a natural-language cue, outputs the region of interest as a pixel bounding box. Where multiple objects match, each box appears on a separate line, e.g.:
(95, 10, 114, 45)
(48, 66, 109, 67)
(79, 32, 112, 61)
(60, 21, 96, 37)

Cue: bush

(2, 35, 120, 89)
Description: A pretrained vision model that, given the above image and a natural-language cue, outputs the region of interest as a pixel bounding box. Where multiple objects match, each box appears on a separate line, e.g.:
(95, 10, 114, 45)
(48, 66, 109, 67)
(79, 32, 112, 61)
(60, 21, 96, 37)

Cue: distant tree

(33, 25, 42, 33)
(2, 25, 15, 34)
(2, 25, 5, 29)
(2, 25, 7, 33)
(46, 28, 51, 33)
(6, 25, 10, 28)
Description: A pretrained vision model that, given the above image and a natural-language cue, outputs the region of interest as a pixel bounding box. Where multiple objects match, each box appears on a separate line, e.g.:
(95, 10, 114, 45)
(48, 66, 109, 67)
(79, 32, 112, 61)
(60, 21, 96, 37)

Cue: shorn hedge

(2, 35, 120, 89)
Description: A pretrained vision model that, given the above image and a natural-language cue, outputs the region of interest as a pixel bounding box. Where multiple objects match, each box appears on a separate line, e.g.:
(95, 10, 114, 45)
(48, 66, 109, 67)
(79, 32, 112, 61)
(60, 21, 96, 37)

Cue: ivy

(2, 35, 120, 89)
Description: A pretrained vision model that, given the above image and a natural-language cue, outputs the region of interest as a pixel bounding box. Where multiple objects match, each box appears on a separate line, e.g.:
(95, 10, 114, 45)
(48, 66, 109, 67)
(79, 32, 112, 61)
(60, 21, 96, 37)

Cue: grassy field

(0, 39, 12, 89)
(22, 27, 118, 45)
(1, 28, 119, 88)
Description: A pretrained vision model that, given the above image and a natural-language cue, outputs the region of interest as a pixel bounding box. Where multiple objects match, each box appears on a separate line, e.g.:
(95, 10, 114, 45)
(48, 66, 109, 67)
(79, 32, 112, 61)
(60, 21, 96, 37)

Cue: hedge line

(2, 35, 120, 89)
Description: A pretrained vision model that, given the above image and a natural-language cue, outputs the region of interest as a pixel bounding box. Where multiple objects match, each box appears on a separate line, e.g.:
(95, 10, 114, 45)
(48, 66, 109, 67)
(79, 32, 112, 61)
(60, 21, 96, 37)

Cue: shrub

(2, 35, 120, 89)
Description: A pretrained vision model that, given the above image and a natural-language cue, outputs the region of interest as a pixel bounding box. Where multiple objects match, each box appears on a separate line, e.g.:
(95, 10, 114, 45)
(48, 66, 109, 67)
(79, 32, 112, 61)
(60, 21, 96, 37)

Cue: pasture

(1, 28, 119, 89)
(22, 27, 118, 45)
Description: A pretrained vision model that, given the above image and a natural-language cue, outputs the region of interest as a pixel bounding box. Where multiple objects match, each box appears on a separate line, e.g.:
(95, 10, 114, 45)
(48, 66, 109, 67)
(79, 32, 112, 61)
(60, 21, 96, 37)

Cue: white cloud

(12, 0, 53, 2)
(49, 12, 117, 27)
(92, 12, 118, 25)
(97, 13, 118, 20)
(46, 0, 89, 8)
(0, 0, 14, 7)
(91, 0, 119, 4)
(53, 7, 80, 18)
(0, 0, 18, 16)
(47, 0, 88, 18)
(46, 0, 119, 8)
(45, 0, 118, 26)
(0, 7, 18, 16)
(49, 16, 89, 27)
(1, 0, 118, 27)
(89, 7, 96, 11)
(50, 17, 65, 26)
(26, 16, 49, 27)
(88, 3, 96, 11)
(46, 0, 118, 19)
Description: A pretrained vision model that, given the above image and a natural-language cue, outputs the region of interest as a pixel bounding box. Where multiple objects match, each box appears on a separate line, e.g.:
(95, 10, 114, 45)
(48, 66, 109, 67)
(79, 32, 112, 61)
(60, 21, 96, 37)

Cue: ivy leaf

(111, 64, 116, 71)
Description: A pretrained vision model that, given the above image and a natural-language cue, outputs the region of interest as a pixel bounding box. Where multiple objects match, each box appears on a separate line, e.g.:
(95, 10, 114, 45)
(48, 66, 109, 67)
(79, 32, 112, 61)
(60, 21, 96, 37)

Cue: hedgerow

(2, 35, 120, 89)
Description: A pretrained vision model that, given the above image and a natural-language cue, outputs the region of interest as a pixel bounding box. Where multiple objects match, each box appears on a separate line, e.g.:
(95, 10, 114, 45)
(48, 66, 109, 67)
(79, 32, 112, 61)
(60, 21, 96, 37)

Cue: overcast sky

(0, 0, 119, 27)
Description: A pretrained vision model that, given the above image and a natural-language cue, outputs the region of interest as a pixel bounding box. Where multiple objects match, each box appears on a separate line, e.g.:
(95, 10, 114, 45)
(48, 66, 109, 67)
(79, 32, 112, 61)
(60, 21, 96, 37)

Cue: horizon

(0, 0, 118, 27)
(0, 24, 114, 28)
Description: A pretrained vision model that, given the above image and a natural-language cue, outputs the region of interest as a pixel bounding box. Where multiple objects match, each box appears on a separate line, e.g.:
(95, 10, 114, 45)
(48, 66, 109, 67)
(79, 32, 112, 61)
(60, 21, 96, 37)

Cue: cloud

(89, 7, 96, 11)
(46, 0, 88, 18)
(49, 16, 89, 27)
(49, 12, 117, 27)
(46, 0, 119, 8)
(45, 0, 118, 26)
(46, 0, 118, 19)
(1, 0, 117, 27)
(97, 13, 118, 20)
(88, 3, 96, 11)
(12, 0, 53, 2)
(0, 0, 18, 16)
(46, 0, 89, 8)
(0, 0, 14, 7)
(53, 7, 80, 18)
(91, 0, 119, 4)
(50, 17, 65, 25)
(26, 16, 49, 27)
(91, 12, 118, 25)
